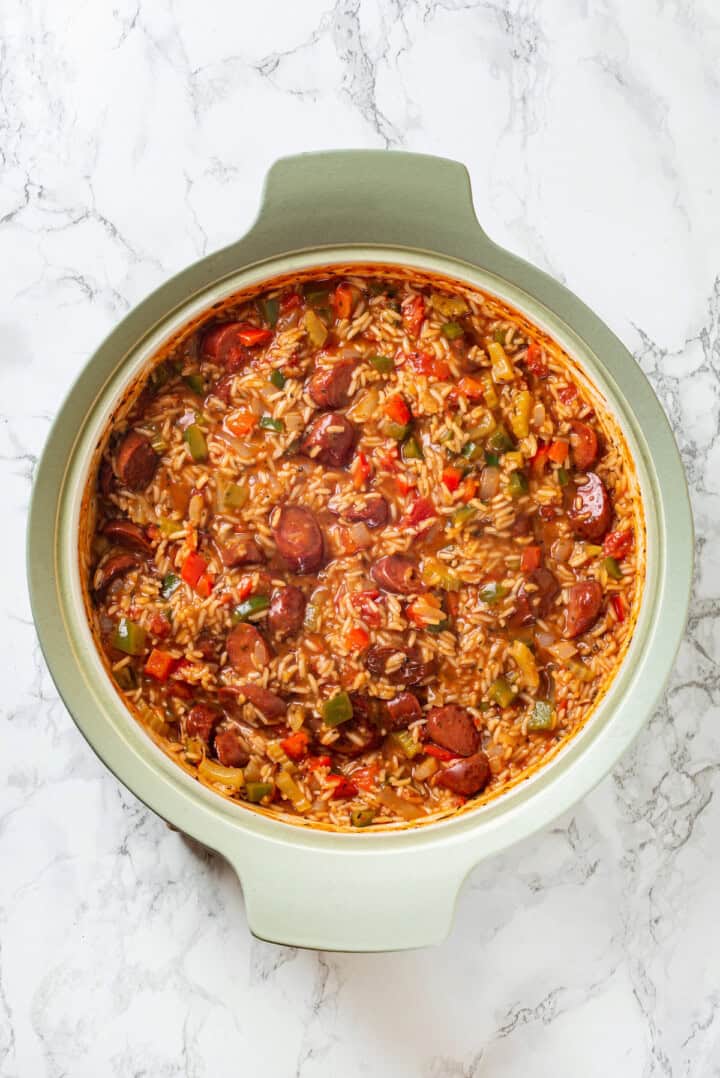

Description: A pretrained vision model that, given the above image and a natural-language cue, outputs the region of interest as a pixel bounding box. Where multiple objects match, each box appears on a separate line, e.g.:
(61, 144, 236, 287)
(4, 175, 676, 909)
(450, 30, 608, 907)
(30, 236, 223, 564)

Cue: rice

(83, 267, 645, 831)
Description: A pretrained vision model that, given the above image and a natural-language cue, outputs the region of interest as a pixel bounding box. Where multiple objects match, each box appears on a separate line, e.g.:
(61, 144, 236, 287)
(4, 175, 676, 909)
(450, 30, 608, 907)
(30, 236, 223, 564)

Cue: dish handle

(244, 149, 497, 264)
(222, 832, 471, 952)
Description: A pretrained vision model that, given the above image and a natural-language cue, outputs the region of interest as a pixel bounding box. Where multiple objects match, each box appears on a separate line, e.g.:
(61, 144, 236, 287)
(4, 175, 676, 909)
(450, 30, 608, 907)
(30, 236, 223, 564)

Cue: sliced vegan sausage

(186, 704, 220, 742)
(219, 536, 265, 568)
(214, 727, 251, 767)
(103, 519, 153, 553)
(300, 412, 356, 468)
(569, 420, 599, 471)
(237, 683, 287, 721)
(426, 705, 480, 757)
(385, 691, 423, 730)
(226, 623, 273, 675)
(94, 553, 140, 594)
(365, 645, 436, 686)
(437, 752, 491, 796)
(272, 505, 324, 573)
(371, 554, 423, 595)
(565, 580, 603, 638)
(569, 472, 612, 540)
(201, 323, 252, 372)
(344, 494, 389, 529)
(115, 430, 159, 491)
(307, 362, 355, 410)
(268, 585, 306, 638)
(328, 718, 382, 757)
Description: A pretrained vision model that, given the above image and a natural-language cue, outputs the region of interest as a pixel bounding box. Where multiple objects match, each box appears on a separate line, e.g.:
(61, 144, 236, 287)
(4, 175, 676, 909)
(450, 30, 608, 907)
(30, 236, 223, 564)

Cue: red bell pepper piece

(331, 283, 355, 320)
(442, 465, 463, 492)
(280, 730, 309, 761)
(548, 439, 569, 464)
(603, 529, 633, 559)
(234, 323, 273, 347)
(424, 744, 461, 761)
(401, 294, 425, 337)
(181, 551, 208, 589)
(144, 648, 176, 682)
(520, 545, 542, 573)
(611, 594, 626, 622)
(525, 340, 548, 378)
(384, 394, 411, 426)
(328, 775, 359, 799)
(346, 626, 370, 651)
(408, 350, 450, 380)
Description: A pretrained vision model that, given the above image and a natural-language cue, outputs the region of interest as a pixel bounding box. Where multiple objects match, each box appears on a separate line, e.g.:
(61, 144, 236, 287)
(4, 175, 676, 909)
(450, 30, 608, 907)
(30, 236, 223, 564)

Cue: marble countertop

(2, 0, 718, 1074)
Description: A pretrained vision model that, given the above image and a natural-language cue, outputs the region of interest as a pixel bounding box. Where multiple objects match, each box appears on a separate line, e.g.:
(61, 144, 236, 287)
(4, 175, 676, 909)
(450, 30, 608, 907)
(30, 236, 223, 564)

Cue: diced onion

(348, 387, 379, 422)
(377, 786, 424, 821)
(479, 466, 500, 501)
(531, 401, 546, 429)
(547, 640, 577, 662)
(215, 429, 256, 460)
(551, 537, 574, 563)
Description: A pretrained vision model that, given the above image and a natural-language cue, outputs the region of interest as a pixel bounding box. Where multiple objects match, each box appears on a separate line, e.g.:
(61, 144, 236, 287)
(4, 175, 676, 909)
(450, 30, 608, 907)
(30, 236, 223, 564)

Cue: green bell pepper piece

(401, 434, 424, 461)
(488, 676, 516, 708)
(246, 781, 274, 803)
(184, 373, 205, 395)
(368, 354, 394, 373)
(259, 414, 284, 433)
(160, 573, 181, 599)
(508, 470, 529, 498)
(479, 581, 509, 604)
(323, 691, 354, 727)
(602, 556, 623, 580)
(528, 699, 554, 731)
(113, 617, 147, 656)
(183, 423, 208, 462)
(258, 296, 280, 327)
(232, 595, 270, 623)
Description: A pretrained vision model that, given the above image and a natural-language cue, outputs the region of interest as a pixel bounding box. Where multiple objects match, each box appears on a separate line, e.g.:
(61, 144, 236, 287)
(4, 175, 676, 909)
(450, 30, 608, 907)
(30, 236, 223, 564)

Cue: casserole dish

(27, 151, 693, 951)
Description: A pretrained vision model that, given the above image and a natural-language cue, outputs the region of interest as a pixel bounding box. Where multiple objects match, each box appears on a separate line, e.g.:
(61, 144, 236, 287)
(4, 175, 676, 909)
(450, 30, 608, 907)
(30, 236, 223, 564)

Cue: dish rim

(28, 244, 692, 858)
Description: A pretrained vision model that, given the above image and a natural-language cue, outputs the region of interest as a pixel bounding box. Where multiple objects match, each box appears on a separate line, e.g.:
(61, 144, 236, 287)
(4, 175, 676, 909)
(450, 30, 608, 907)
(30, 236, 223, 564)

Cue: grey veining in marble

(1, 0, 718, 1074)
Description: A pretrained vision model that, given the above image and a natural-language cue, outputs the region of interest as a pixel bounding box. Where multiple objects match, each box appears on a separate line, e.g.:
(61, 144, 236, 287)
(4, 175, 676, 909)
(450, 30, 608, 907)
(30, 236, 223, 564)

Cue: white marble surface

(1, 0, 718, 1073)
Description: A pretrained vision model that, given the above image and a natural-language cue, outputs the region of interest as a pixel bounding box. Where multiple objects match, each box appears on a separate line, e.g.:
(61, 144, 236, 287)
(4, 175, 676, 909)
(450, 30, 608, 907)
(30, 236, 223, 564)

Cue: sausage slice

(365, 645, 436, 686)
(202, 323, 251, 372)
(344, 495, 389, 529)
(115, 431, 159, 491)
(94, 553, 140, 594)
(272, 505, 324, 573)
(437, 752, 491, 796)
(237, 683, 286, 722)
(186, 704, 220, 742)
(226, 623, 273, 675)
(565, 580, 603, 638)
(219, 536, 265, 568)
(385, 692, 423, 730)
(371, 555, 423, 595)
(300, 412, 356, 468)
(268, 585, 306, 638)
(569, 420, 599, 471)
(214, 727, 251, 767)
(569, 473, 612, 540)
(426, 705, 480, 757)
(103, 519, 153, 553)
(307, 362, 355, 410)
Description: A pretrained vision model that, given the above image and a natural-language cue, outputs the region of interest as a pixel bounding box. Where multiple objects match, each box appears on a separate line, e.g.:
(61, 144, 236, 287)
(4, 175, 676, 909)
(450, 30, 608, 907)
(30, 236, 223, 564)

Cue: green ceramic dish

(27, 152, 693, 951)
